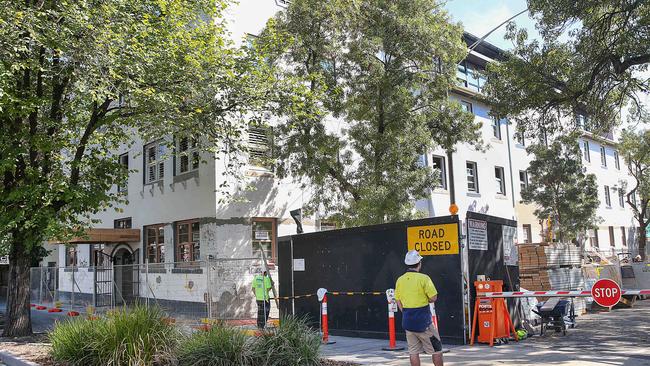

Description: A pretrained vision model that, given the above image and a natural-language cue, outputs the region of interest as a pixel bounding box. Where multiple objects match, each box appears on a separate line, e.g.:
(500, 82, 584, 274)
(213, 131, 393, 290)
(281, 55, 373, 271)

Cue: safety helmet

(404, 250, 423, 265)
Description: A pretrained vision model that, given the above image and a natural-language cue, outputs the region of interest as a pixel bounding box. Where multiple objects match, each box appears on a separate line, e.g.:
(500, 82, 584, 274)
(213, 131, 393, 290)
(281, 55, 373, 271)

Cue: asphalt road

(0, 300, 71, 334)
(323, 298, 650, 365)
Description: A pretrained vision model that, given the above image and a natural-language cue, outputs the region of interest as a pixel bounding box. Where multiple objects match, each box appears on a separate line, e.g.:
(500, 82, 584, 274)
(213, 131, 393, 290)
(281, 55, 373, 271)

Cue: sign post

(591, 279, 622, 308)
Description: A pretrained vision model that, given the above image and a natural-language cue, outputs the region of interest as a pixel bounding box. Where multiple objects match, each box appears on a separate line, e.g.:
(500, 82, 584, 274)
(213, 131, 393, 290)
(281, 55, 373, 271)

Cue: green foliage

(483, 0, 650, 138)
(521, 133, 601, 242)
(262, 0, 480, 226)
(618, 109, 650, 258)
(50, 305, 180, 366)
(177, 324, 255, 366)
(252, 316, 322, 366)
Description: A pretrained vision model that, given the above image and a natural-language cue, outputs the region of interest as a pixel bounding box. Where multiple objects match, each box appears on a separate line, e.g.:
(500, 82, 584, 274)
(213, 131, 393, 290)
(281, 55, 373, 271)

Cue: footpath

(322, 299, 650, 366)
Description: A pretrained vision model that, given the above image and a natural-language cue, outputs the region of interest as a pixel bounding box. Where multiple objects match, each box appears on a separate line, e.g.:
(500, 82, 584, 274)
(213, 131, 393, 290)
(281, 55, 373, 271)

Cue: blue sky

(444, 0, 539, 51)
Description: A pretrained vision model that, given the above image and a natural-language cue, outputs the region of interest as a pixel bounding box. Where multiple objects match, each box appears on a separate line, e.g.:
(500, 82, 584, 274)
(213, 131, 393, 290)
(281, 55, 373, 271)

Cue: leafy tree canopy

(521, 133, 601, 242)
(483, 0, 650, 138)
(262, 0, 481, 226)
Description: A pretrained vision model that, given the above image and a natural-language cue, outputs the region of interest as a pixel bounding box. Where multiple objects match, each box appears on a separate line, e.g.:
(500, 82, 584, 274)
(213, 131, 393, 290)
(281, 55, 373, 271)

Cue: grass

(252, 316, 322, 366)
(50, 304, 180, 366)
(177, 323, 255, 366)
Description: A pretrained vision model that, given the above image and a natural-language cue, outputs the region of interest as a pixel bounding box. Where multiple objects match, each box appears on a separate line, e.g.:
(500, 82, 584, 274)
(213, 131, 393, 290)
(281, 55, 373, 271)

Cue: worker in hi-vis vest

(252, 269, 273, 329)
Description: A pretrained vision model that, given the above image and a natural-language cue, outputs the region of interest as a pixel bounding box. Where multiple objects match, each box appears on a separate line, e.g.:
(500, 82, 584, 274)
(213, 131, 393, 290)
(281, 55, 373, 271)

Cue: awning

(51, 228, 140, 244)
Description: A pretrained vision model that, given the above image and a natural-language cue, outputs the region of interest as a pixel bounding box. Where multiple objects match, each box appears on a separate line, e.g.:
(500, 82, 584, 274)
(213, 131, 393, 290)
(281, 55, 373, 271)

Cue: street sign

(591, 278, 622, 307)
(407, 223, 459, 256)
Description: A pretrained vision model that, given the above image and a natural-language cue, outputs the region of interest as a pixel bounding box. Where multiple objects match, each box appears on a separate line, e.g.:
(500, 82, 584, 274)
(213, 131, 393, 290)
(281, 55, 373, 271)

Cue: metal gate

(94, 252, 113, 307)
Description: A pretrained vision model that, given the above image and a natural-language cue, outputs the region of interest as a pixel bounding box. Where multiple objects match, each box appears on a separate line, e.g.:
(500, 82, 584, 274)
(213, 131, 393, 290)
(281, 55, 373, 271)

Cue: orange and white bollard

(382, 289, 404, 351)
(430, 303, 439, 329)
(317, 288, 336, 345)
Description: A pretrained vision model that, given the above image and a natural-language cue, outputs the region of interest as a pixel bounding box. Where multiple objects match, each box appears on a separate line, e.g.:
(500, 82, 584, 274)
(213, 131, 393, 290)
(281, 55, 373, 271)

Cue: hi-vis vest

(253, 275, 272, 301)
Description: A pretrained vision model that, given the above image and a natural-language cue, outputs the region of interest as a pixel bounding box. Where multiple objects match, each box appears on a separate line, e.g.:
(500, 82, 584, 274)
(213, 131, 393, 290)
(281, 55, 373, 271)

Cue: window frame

(114, 217, 132, 229)
(604, 185, 611, 207)
(618, 189, 625, 208)
(90, 244, 107, 267)
(248, 125, 273, 169)
(117, 153, 129, 193)
(431, 155, 447, 190)
(491, 117, 501, 140)
(65, 245, 77, 267)
(522, 224, 532, 244)
(466, 161, 479, 193)
(608, 226, 615, 247)
(175, 135, 200, 175)
(495, 166, 506, 195)
(460, 100, 473, 113)
(175, 219, 201, 264)
(145, 224, 166, 264)
(144, 140, 166, 184)
(621, 227, 627, 247)
(614, 150, 620, 170)
(600, 146, 607, 167)
(519, 170, 529, 193)
(590, 228, 599, 248)
(583, 141, 590, 162)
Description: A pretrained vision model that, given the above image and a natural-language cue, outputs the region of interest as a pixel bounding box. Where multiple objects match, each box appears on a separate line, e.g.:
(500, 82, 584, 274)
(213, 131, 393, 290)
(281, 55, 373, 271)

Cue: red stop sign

(591, 279, 622, 307)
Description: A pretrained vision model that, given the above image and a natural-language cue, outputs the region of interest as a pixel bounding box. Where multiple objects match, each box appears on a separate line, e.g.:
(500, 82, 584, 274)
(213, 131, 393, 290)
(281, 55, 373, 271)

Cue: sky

(443, 0, 539, 51)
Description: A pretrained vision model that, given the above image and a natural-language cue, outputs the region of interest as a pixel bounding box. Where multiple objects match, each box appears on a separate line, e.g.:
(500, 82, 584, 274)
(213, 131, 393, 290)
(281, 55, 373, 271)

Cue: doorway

(113, 247, 134, 305)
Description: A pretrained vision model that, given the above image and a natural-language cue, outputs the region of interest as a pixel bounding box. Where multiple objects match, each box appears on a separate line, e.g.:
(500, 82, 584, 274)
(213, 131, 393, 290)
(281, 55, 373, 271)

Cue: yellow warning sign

(407, 224, 459, 256)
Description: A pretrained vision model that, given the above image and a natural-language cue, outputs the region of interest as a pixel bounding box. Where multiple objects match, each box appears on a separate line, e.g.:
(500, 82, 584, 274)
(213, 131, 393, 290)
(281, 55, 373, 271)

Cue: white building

(39, 1, 644, 311)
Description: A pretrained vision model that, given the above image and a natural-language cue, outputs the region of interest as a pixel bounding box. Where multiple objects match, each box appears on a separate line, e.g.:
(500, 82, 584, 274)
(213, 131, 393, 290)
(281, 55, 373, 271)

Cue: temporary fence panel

(278, 216, 466, 344)
(465, 212, 521, 336)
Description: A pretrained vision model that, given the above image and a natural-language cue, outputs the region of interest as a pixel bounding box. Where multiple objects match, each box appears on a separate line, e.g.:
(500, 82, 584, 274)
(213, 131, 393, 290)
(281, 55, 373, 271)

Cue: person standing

(395, 250, 443, 366)
(252, 270, 273, 329)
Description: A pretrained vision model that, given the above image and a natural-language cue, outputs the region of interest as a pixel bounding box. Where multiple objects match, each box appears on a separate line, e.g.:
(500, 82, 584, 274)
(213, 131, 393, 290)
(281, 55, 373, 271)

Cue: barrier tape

(271, 291, 384, 300)
(478, 289, 650, 298)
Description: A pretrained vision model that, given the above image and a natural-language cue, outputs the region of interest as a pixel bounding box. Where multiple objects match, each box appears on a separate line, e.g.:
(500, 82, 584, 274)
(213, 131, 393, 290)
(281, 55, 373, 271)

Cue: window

(589, 228, 599, 248)
(252, 218, 276, 260)
(492, 118, 501, 140)
(515, 131, 525, 146)
(604, 185, 611, 207)
(495, 166, 506, 195)
(460, 101, 473, 113)
(621, 227, 627, 247)
(176, 220, 200, 263)
(614, 151, 620, 170)
(144, 141, 165, 184)
(519, 170, 529, 192)
(576, 114, 588, 130)
(65, 246, 77, 267)
(91, 244, 106, 267)
(176, 136, 199, 175)
(118, 153, 129, 193)
(522, 224, 532, 244)
(320, 222, 337, 231)
(466, 161, 479, 193)
(431, 155, 447, 189)
(456, 61, 486, 93)
(600, 146, 607, 167)
(583, 141, 590, 162)
(608, 226, 615, 247)
(114, 217, 132, 229)
(145, 224, 165, 264)
(618, 189, 625, 207)
(248, 125, 272, 168)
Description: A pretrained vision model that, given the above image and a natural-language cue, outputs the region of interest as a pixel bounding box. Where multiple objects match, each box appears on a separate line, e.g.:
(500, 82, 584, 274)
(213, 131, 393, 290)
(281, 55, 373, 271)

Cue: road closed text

(407, 223, 459, 255)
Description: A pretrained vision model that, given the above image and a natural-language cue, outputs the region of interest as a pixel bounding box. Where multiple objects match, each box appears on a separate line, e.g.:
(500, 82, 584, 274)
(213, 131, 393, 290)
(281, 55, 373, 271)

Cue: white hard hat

(404, 250, 423, 265)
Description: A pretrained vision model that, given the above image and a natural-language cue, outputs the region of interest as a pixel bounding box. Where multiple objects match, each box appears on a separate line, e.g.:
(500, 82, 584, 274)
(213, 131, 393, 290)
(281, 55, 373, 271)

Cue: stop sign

(591, 279, 622, 307)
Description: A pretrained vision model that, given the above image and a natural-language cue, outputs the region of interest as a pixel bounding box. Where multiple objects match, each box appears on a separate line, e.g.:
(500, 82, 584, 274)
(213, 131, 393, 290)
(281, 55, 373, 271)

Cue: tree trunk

(3, 245, 33, 337)
(639, 224, 647, 261)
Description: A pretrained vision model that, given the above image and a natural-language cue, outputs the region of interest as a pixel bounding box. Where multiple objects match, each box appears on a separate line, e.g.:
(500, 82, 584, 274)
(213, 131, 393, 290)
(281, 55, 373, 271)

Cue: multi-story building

(40, 2, 644, 276)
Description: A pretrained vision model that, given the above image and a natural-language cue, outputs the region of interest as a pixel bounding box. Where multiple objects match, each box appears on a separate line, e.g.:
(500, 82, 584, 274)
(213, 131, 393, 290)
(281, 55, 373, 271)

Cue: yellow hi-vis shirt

(253, 275, 272, 301)
(394, 271, 438, 308)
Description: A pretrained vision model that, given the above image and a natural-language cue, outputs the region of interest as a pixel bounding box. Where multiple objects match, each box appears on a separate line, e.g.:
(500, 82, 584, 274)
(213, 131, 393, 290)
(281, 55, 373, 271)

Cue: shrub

(252, 316, 322, 366)
(50, 304, 180, 366)
(177, 323, 254, 366)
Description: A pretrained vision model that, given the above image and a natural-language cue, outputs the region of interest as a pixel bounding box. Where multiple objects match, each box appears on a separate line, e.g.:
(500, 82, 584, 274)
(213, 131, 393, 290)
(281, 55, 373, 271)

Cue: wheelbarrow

(532, 298, 576, 336)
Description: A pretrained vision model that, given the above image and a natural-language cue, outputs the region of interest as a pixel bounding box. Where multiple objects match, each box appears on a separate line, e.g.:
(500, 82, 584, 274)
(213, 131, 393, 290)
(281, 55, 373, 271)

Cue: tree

(0, 0, 281, 336)
(521, 134, 601, 243)
(618, 113, 650, 259)
(483, 0, 650, 137)
(262, 0, 481, 226)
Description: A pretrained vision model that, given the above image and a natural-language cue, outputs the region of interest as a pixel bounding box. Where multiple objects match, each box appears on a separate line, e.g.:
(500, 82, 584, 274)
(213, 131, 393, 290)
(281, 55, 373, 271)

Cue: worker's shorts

(405, 324, 443, 355)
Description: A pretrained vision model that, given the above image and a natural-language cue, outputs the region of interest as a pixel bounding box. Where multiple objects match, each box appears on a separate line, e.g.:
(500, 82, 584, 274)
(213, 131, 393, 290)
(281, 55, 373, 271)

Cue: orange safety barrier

(470, 280, 518, 347)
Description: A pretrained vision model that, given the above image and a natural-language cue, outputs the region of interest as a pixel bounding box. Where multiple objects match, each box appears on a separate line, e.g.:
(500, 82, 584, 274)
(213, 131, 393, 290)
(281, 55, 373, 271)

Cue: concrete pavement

(322, 299, 650, 365)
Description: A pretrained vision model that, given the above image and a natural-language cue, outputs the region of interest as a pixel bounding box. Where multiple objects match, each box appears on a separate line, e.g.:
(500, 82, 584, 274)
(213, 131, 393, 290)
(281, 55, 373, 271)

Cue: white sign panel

(254, 230, 270, 240)
(503, 225, 518, 266)
(293, 258, 305, 271)
(467, 219, 488, 251)
(0, 256, 8, 265)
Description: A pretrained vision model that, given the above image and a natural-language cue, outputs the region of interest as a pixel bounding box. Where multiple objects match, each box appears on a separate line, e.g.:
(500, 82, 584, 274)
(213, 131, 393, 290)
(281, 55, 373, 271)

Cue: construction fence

(29, 258, 278, 326)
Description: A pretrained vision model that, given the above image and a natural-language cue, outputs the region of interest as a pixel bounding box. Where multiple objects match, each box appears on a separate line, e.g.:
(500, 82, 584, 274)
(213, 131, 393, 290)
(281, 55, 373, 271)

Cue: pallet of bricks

(518, 243, 587, 315)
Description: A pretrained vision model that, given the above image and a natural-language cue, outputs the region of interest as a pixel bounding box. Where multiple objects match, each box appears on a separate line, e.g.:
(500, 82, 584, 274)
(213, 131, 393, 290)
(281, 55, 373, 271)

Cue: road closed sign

(591, 278, 622, 307)
(407, 223, 459, 256)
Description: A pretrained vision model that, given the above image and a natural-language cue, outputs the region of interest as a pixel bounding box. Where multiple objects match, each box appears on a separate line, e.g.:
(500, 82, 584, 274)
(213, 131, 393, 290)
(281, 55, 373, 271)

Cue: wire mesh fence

(29, 257, 278, 328)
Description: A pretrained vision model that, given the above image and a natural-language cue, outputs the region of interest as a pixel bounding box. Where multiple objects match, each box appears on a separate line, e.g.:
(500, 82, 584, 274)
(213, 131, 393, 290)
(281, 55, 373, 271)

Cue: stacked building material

(518, 243, 587, 314)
